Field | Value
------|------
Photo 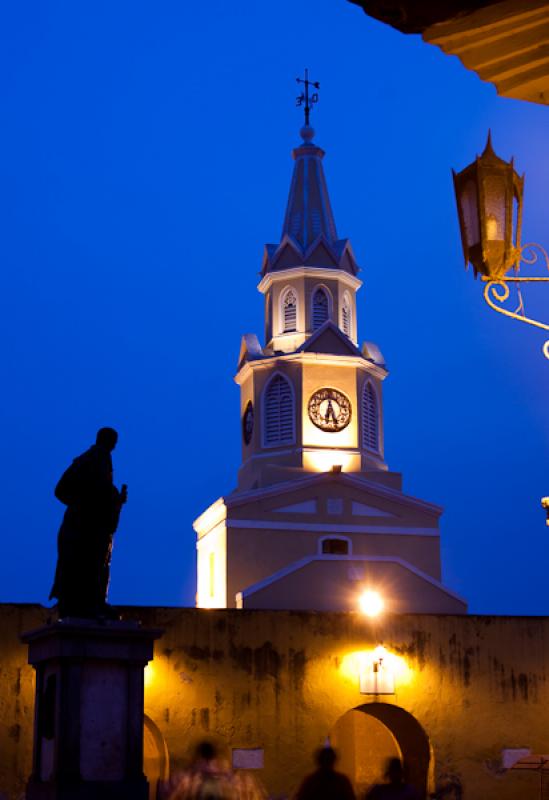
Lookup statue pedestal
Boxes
[22,619,163,800]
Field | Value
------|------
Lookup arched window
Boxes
[282,288,297,333]
[312,287,329,330]
[264,374,295,446]
[321,537,350,555]
[362,381,379,452]
[342,292,352,338]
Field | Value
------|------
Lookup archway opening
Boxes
[144,714,169,800]
[329,703,431,799]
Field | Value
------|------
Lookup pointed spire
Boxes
[479,129,507,165]
[280,125,338,251]
[482,128,495,157]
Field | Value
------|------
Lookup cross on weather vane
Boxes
[296,69,320,126]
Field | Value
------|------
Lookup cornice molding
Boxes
[225,470,443,516]
[226,519,439,536]
[235,350,388,384]
[258,266,362,295]
[193,497,227,536]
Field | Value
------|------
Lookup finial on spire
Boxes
[482,129,495,157]
[296,69,320,130]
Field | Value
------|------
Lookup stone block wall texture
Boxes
[1,604,548,799]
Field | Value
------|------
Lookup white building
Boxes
[194,123,466,615]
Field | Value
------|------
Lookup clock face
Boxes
[308,388,351,432]
[243,401,254,445]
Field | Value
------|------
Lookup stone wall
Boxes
[1,604,548,798]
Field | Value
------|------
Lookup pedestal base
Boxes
[26,776,149,800]
[22,618,162,800]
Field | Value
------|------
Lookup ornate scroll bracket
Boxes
[482,243,549,360]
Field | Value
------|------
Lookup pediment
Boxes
[339,248,358,275]
[227,471,443,520]
[272,244,302,270]
[266,236,304,271]
[272,500,317,513]
[299,321,361,357]
[238,555,466,613]
[304,240,339,268]
[332,239,359,275]
[351,501,395,518]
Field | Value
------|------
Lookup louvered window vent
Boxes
[362,382,379,452]
[283,290,297,333]
[264,375,295,446]
[342,294,352,337]
[312,288,329,330]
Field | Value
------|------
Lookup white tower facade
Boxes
[194,124,466,616]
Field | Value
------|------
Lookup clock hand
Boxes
[325,399,337,424]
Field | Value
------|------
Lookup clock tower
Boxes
[236,122,387,490]
[193,115,466,615]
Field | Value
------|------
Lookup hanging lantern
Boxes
[453,132,524,279]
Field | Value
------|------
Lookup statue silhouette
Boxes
[50,427,127,618]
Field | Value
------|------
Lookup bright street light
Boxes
[359,590,384,617]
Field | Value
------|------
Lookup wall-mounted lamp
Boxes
[453,132,549,360]
[359,646,395,695]
[542,497,549,527]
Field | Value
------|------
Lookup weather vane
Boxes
[296,69,319,126]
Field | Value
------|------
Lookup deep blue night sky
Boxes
[1,1,547,614]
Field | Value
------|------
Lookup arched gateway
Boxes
[329,703,432,799]
[143,714,169,800]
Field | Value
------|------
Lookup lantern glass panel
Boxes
[484,175,506,242]
[461,180,480,247]
[512,195,519,247]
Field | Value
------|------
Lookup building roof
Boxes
[282,126,337,250]
[350,0,549,105]
[237,554,468,613]
[262,126,359,276]
[348,0,504,34]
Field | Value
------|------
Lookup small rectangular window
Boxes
[322,538,349,555]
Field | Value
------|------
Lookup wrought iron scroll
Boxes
[482,242,549,360]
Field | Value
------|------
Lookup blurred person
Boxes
[160,740,266,800]
[365,758,419,800]
[294,746,355,800]
[160,740,234,800]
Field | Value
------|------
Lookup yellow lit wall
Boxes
[196,521,227,608]
[2,604,547,800]
[302,363,358,451]
[302,449,361,473]
[339,646,414,689]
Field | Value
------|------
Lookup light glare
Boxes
[359,590,384,617]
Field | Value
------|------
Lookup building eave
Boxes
[349,0,549,105]
[348,0,505,34]
[193,496,227,537]
[257,266,362,295]
[234,350,388,385]
[225,470,444,517]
